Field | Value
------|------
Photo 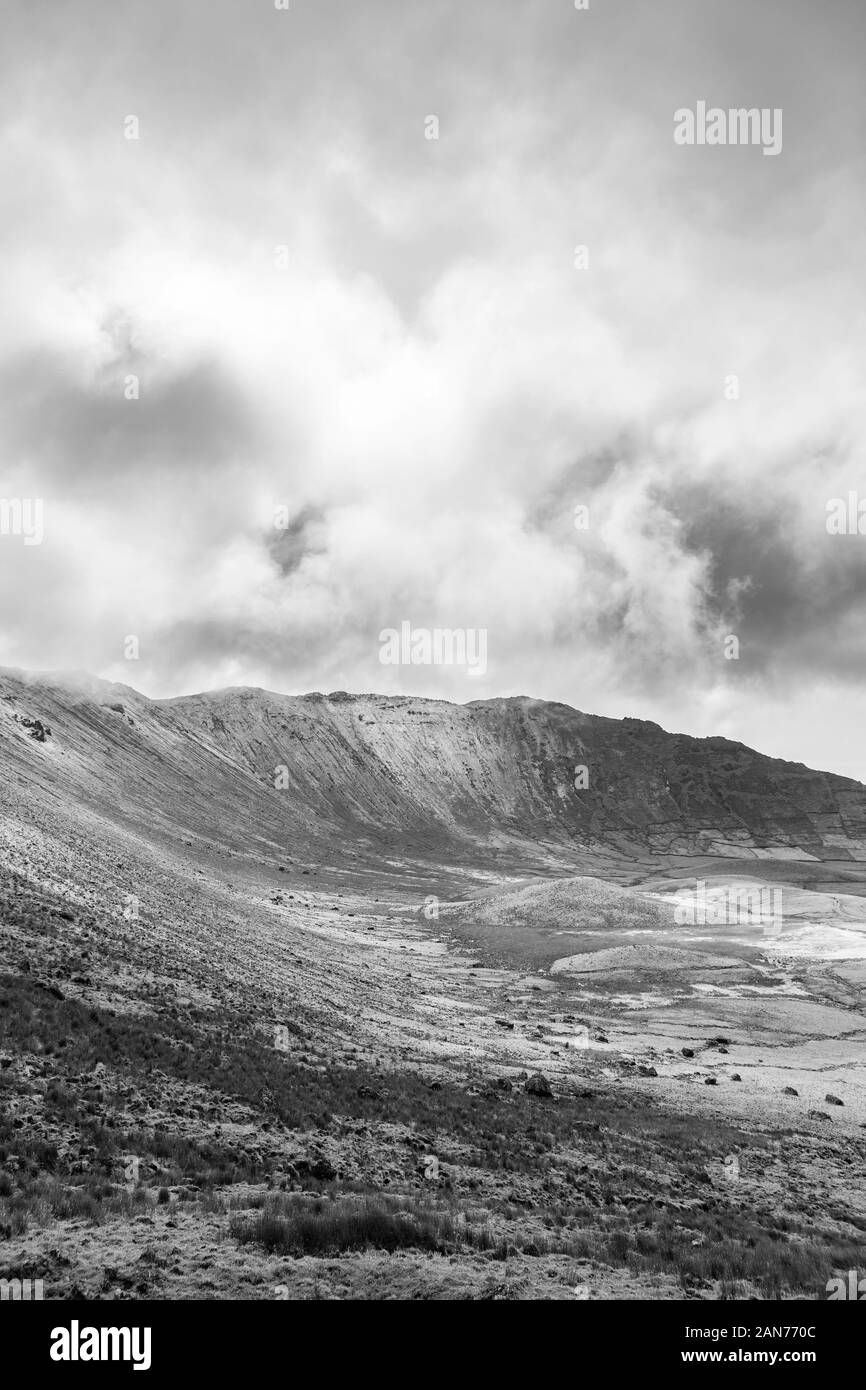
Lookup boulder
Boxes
[524,1072,553,1097]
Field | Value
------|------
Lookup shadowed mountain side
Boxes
[1,668,865,874]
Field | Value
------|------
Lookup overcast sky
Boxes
[1,0,865,776]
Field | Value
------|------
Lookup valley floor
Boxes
[1,794,865,1300]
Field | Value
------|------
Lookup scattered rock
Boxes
[782,1086,799,1097]
[825,1094,844,1106]
[14,714,51,741]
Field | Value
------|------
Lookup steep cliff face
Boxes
[1,669,864,869]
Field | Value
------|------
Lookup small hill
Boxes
[441,875,676,968]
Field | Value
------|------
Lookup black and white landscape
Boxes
[1,1,865,1306]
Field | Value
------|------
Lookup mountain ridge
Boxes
[3,664,860,781]
[2,666,865,872]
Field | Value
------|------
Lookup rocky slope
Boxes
[1,667,864,871]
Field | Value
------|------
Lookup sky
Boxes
[1,0,865,777]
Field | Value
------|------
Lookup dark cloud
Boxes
[666,481,866,679]
[0,350,256,495]
[266,505,328,578]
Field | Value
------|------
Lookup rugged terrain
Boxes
[1,667,864,1300]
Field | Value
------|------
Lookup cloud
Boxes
[0,0,865,775]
